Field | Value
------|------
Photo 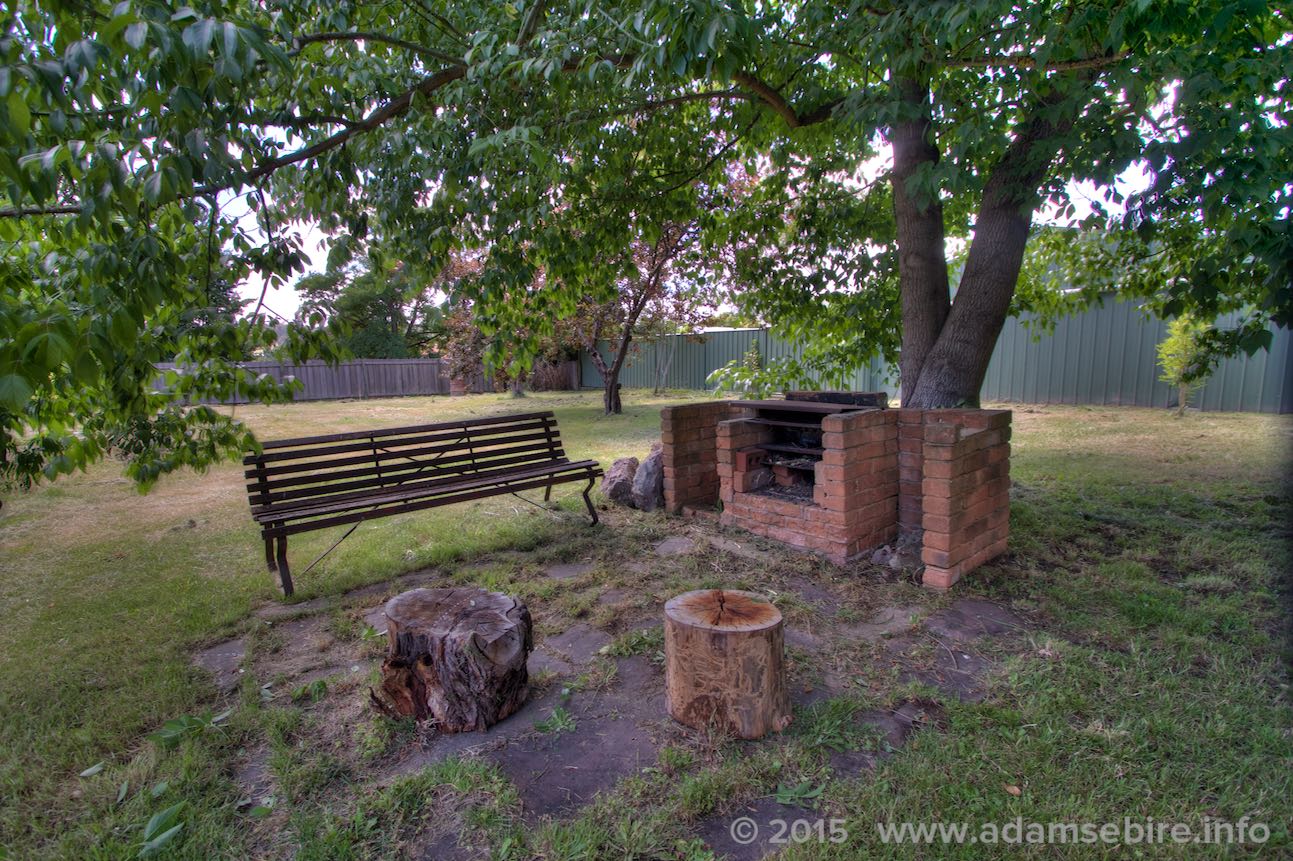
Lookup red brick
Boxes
[922,566,961,590]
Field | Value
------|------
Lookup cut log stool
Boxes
[375,587,532,732]
[664,589,792,739]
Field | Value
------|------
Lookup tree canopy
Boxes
[1,1,1288,485]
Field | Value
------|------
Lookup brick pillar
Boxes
[661,402,734,514]
[716,416,773,503]
[809,408,899,560]
[918,410,1012,590]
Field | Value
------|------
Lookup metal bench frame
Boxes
[244,411,602,595]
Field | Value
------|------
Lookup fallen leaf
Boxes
[1004,784,1022,797]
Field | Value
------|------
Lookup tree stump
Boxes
[376,587,532,732]
[664,589,791,739]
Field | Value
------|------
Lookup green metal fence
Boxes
[579,298,1293,413]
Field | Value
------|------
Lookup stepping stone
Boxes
[193,637,246,691]
[529,648,576,677]
[778,576,838,613]
[361,604,388,632]
[254,596,332,621]
[596,587,632,607]
[839,604,922,641]
[544,561,596,581]
[489,655,662,820]
[785,627,825,652]
[923,598,1024,643]
[693,796,816,860]
[654,536,696,556]
[542,623,612,664]
[706,535,771,562]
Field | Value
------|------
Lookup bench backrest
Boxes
[244,411,567,513]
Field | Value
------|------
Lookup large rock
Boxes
[602,457,639,507]
[632,444,665,512]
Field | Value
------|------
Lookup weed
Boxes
[534,706,576,735]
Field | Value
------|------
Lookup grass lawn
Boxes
[0,390,1289,859]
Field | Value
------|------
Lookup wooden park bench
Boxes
[244,411,603,595]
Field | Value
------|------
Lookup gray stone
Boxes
[544,561,596,581]
[193,637,246,691]
[631,444,665,512]
[602,457,639,507]
[654,536,696,557]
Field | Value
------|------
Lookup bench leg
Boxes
[582,477,599,526]
[544,484,552,503]
[264,536,277,573]
[275,536,294,596]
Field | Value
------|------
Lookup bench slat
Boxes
[256,460,602,532]
[245,429,561,481]
[246,445,564,503]
[250,411,558,453]
[246,417,556,466]
[251,450,574,512]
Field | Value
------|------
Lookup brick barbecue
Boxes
[660,394,1011,590]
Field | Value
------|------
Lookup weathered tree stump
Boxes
[375,587,531,732]
[664,589,792,739]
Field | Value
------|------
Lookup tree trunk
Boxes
[1176,383,1188,417]
[375,587,532,732]
[897,86,1086,408]
[890,76,952,406]
[664,589,791,739]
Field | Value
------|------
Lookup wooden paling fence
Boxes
[155,359,490,404]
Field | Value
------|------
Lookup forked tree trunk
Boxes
[891,78,1087,409]
[375,587,532,732]
[664,589,791,739]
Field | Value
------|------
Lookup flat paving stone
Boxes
[923,598,1024,642]
[542,623,613,664]
[193,637,246,691]
[839,604,922,641]
[596,587,632,607]
[785,627,826,652]
[654,536,696,556]
[694,796,817,860]
[254,596,332,621]
[779,576,838,614]
[489,655,663,820]
[544,561,596,581]
[529,647,576,677]
[706,535,773,562]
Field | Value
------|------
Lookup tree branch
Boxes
[0,65,467,218]
[951,51,1130,73]
[733,71,839,128]
[294,31,465,67]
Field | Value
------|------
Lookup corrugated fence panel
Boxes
[579,301,1290,413]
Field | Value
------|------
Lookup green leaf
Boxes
[125,23,148,50]
[7,92,29,136]
[79,761,105,778]
[142,802,185,843]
